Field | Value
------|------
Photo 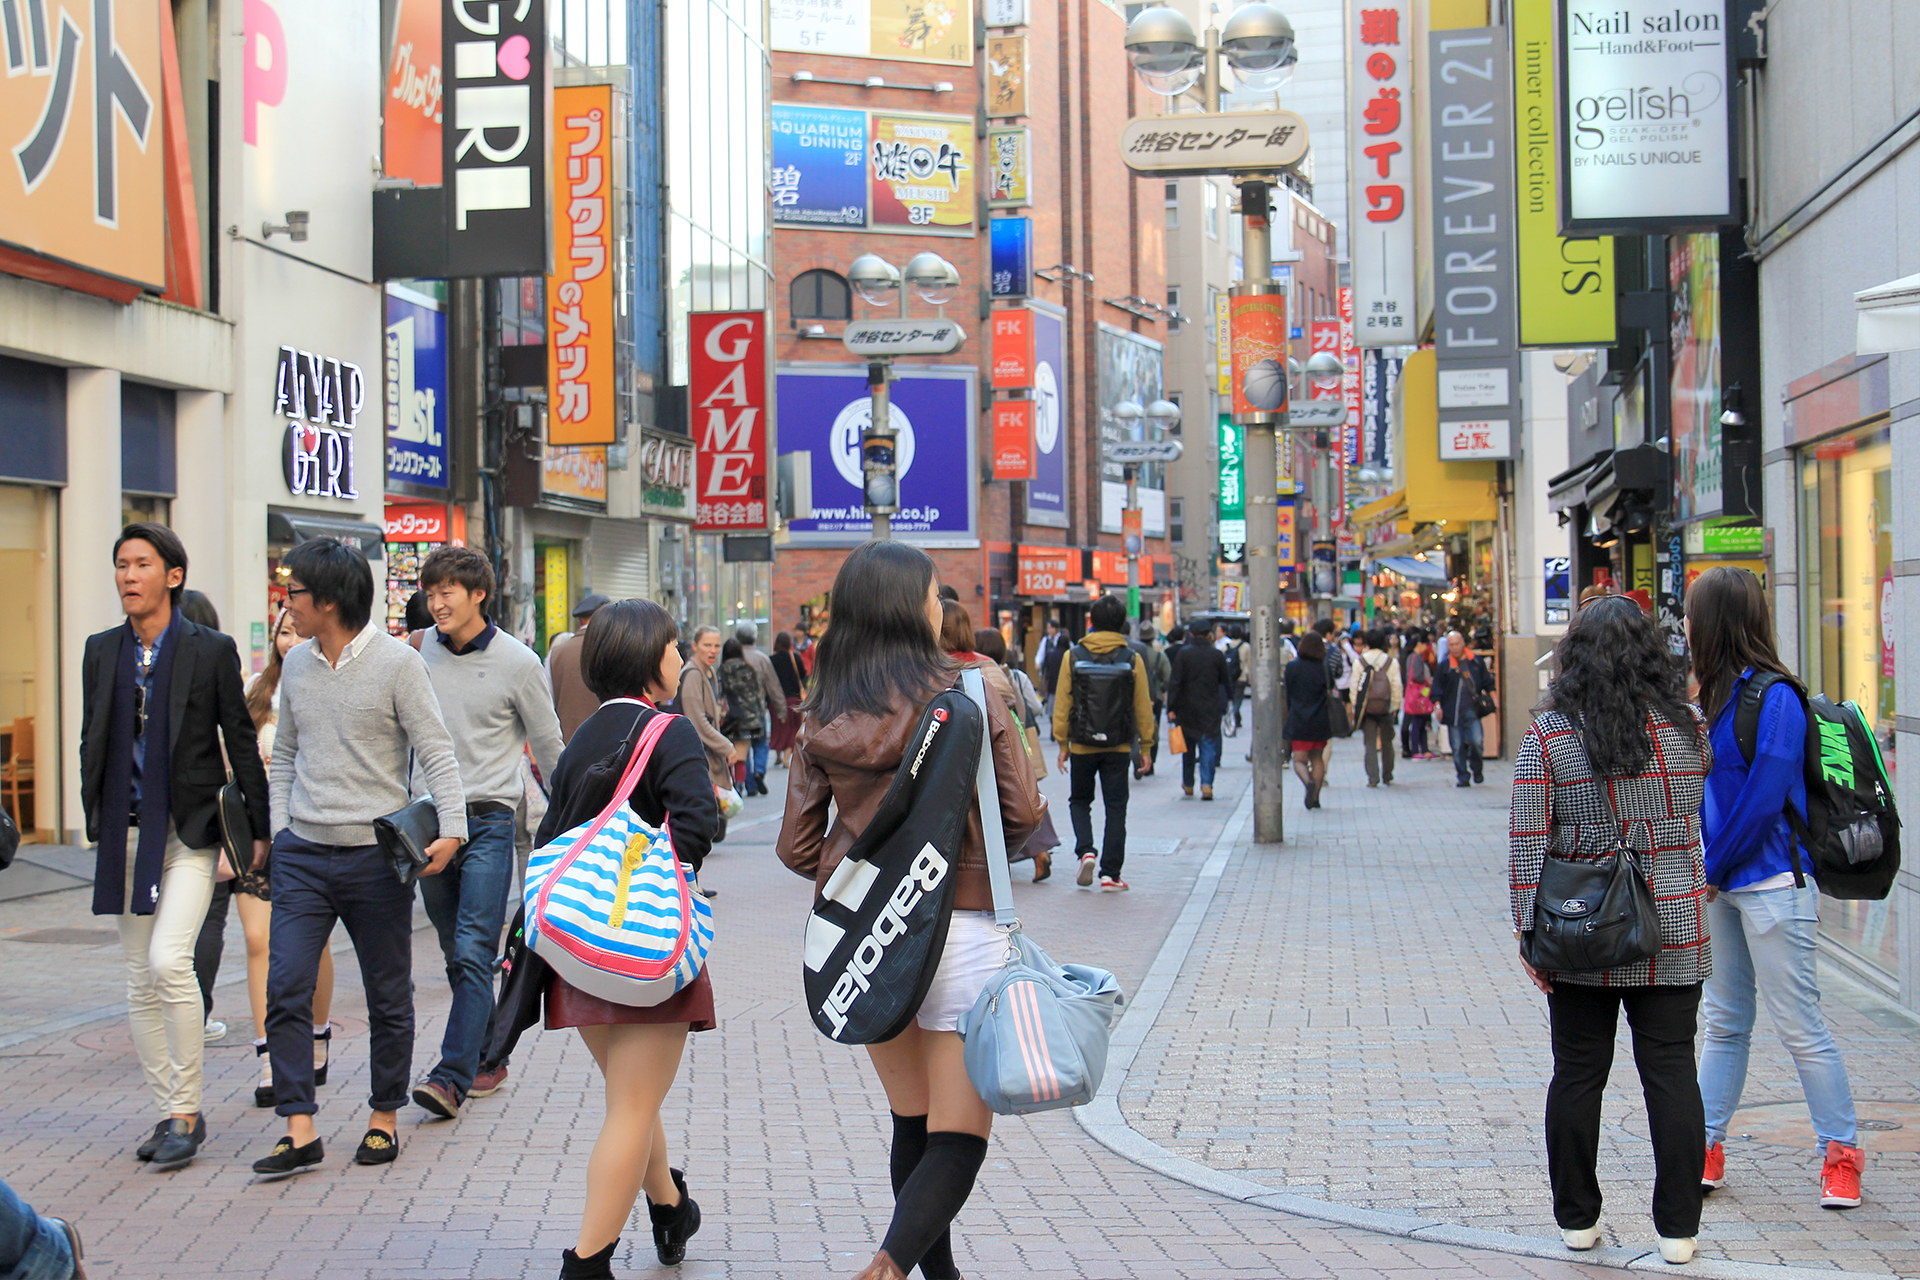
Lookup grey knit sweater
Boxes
[269,626,468,846]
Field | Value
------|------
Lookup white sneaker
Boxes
[1657,1236,1696,1265]
[1561,1225,1602,1251]
[203,1020,227,1044]
[1076,854,1097,886]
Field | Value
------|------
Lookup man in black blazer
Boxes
[80,523,270,1173]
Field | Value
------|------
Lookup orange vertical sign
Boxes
[547,85,617,446]
[992,400,1034,479]
[1229,289,1289,421]
[990,308,1033,388]
[383,0,443,184]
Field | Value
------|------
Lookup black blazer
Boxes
[1165,640,1230,738]
[80,616,271,849]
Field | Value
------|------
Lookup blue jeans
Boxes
[1180,732,1221,789]
[418,810,516,1098]
[0,1178,73,1280]
[750,735,769,780]
[1451,715,1484,783]
[1700,883,1858,1149]
[268,832,415,1116]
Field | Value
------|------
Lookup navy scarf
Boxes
[93,616,179,916]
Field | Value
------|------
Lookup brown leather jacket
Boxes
[777,680,1045,911]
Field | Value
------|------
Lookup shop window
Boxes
[122,495,171,528]
[1166,286,1181,333]
[1164,180,1179,228]
[1798,419,1896,976]
[0,355,67,485]
[121,381,176,500]
[1205,181,1219,238]
[791,269,851,323]
[1170,495,1184,545]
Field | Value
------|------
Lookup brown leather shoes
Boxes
[851,1250,907,1280]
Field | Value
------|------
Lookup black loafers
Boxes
[252,1135,324,1179]
[353,1127,400,1165]
[150,1114,207,1171]
[135,1120,170,1162]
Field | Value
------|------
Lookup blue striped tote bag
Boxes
[526,711,713,1006]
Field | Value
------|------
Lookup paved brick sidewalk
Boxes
[1117,746,1920,1276]
[0,754,1631,1279]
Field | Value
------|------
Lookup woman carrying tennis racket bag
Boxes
[778,542,1045,1280]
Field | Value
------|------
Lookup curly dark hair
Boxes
[1539,595,1695,777]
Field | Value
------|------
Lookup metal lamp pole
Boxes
[846,253,963,541]
[1236,178,1286,844]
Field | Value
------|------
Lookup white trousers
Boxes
[115,831,217,1117]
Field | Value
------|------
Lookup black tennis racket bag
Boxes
[804,683,983,1044]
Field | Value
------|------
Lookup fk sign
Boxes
[690,312,770,531]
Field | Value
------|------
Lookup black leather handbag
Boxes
[373,797,440,887]
[1525,779,1663,974]
[217,779,253,878]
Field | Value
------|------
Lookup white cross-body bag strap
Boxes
[962,669,1017,928]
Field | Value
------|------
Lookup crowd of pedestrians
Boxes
[0,527,1877,1280]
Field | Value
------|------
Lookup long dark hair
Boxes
[1540,595,1695,776]
[804,541,956,723]
[1686,565,1800,721]
[246,606,293,729]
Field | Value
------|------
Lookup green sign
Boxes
[1700,523,1764,556]
[1218,415,1245,550]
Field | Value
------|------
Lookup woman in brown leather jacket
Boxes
[778,541,1044,1280]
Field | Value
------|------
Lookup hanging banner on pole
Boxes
[1214,291,1232,394]
[1229,285,1289,425]
[1217,415,1246,556]
[1348,0,1415,345]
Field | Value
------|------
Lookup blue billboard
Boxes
[771,104,868,227]
[776,366,976,545]
[989,216,1031,298]
[1024,302,1067,527]
[384,292,448,490]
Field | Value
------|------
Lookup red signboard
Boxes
[1091,549,1152,584]
[1017,544,1074,596]
[990,308,1034,388]
[689,311,770,530]
[1309,320,1342,399]
[384,502,447,542]
[992,400,1035,479]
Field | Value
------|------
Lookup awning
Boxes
[1583,444,1668,513]
[1547,451,1611,513]
[1376,554,1448,585]
[267,511,387,558]
[1352,488,1407,530]
[1856,273,1920,353]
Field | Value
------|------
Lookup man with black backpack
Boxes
[1052,596,1155,891]
[1349,629,1402,787]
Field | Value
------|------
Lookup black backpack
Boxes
[1223,643,1242,688]
[1067,644,1137,748]
[1734,672,1901,901]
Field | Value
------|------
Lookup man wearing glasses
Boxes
[80,524,272,1172]
[253,538,466,1179]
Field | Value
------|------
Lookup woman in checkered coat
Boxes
[1508,595,1712,1265]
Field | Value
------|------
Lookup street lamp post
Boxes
[845,252,963,540]
[1122,2,1303,844]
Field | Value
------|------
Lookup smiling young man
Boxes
[407,547,563,1119]
[80,524,272,1173]
[253,538,466,1179]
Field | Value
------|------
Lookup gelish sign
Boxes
[1557,0,1737,233]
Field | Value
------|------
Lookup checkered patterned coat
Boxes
[1509,707,1712,987]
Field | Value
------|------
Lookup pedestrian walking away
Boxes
[492,600,717,1278]
[407,547,564,1121]
[1128,624,1171,778]
[547,594,611,743]
[1283,631,1333,810]
[1052,595,1154,891]
[1035,618,1069,738]
[1401,632,1437,760]
[1432,628,1495,786]
[768,630,808,767]
[718,639,766,796]
[1685,566,1866,1210]
[1509,596,1711,1266]
[1165,624,1229,801]
[1349,629,1402,787]
[0,1174,85,1280]
[252,537,467,1179]
[737,624,789,796]
[80,524,271,1174]
[777,541,1044,1280]
[971,626,1061,880]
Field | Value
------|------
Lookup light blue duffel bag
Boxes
[955,671,1122,1116]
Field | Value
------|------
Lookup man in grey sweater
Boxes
[409,547,563,1119]
[253,539,466,1180]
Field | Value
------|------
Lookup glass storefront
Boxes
[0,485,57,840]
[1798,417,1896,977]
[691,533,770,635]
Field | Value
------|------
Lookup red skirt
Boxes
[769,696,803,751]
[1291,739,1329,754]
[545,967,717,1033]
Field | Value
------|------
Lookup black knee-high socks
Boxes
[883,1114,985,1279]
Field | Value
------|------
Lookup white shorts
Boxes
[916,910,1010,1033]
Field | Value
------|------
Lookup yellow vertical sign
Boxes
[1513,0,1616,347]
[1215,291,1232,395]
[544,546,570,643]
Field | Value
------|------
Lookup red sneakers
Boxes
[1702,1142,1726,1190]
[1820,1141,1864,1209]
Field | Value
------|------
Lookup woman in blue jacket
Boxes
[1685,567,1864,1211]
